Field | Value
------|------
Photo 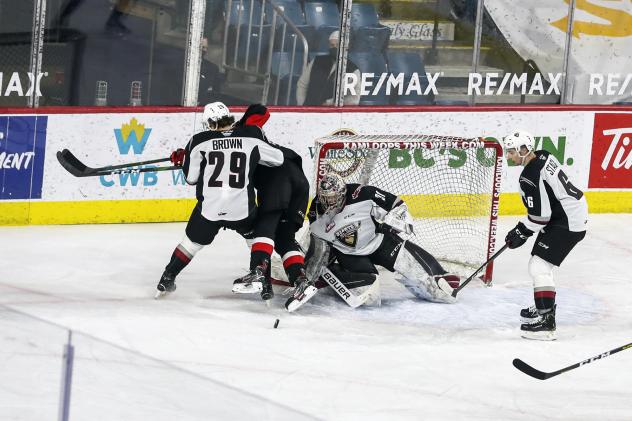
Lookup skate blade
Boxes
[232,282,263,294]
[286,286,318,313]
[154,290,169,299]
[521,330,557,341]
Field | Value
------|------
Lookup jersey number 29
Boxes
[207,151,246,188]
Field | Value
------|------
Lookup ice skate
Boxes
[155,271,176,299]
[521,305,556,341]
[285,276,317,312]
[232,266,265,294]
[520,305,540,324]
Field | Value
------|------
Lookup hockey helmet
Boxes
[203,102,232,130]
[318,173,347,213]
[503,130,535,154]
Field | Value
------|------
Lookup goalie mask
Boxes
[203,102,234,130]
[318,173,347,213]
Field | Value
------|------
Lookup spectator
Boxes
[198,37,225,104]
[296,31,360,106]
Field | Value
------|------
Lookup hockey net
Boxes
[311,134,504,283]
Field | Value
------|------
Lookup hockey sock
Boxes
[281,251,306,285]
[250,237,274,270]
[534,289,556,313]
[529,255,556,313]
[165,237,203,275]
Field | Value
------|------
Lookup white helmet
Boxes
[503,130,535,154]
[203,102,232,130]
[318,173,347,213]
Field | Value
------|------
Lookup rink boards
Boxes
[0,106,631,225]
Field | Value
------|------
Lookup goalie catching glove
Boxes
[505,222,533,249]
[382,202,414,235]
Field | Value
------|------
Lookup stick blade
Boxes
[512,358,550,380]
[57,149,92,177]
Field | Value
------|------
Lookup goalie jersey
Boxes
[308,184,403,255]
[519,150,588,233]
[182,125,283,222]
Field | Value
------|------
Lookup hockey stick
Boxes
[449,244,508,298]
[57,149,173,177]
[513,342,632,380]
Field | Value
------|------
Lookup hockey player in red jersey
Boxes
[503,130,588,340]
[155,102,284,298]
[230,104,315,307]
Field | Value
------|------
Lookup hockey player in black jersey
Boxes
[229,104,315,308]
[155,102,284,298]
[503,130,588,340]
[290,172,461,311]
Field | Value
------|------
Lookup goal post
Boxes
[313,134,504,283]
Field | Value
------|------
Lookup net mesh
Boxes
[314,134,502,276]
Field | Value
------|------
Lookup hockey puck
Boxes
[273,319,280,329]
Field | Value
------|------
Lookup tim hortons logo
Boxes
[589,114,632,188]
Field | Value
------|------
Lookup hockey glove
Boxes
[383,202,414,235]
[505,222,533,249]
[170,148,186,167]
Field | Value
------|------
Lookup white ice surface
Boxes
[1,215,631,420]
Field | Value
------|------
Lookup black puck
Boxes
[274,319,280,328]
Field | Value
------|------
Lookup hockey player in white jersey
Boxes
[503,130,588,340]
[288,172,461,311]
[155,102,284,298]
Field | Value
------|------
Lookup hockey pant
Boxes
[165,203,254,276]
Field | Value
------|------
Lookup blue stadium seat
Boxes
[348,52,389,105]
[271,51,305,77]
[269,51,306,105]
[274,25,315,53]
[269,75,301,105]
[350,26,390,52]
[226,24,272,69]
[386,51,433,105]
[387,51,425,76]
[266,1,306,26]
[227,0,264,26]
[350,3,379,29]
[304,2,339,28]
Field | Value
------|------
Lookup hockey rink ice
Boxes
[1,214,631,420]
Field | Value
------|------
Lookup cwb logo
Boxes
[100,118,157,187]
[114,118,151,154]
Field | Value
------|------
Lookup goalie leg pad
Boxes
[320,267,379,308]
[394,244,456,303]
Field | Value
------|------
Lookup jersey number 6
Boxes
[207,151,247,189]
[558,169,583,200]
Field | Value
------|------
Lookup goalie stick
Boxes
[57,149,174,177]
[513,342,632,380]
[445,244,508,298]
